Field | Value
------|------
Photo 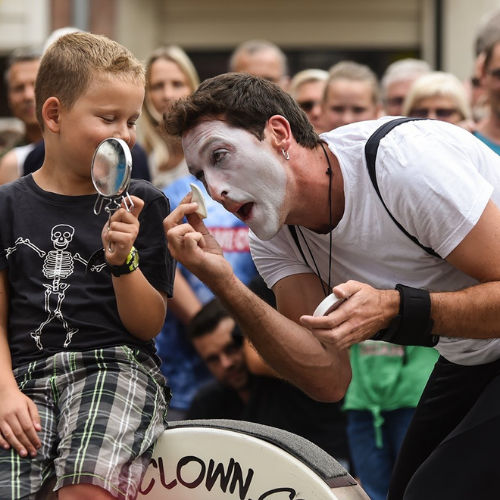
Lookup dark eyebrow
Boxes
[199,137,221,158]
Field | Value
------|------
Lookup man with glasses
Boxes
[474,38,500,154]
[380,58,431,117]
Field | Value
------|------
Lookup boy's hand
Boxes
[163,194,232,285]
[0,387,41,457]
[103,195,144,266]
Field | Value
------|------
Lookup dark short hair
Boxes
[187,298,231,340]
[164,72,320,149]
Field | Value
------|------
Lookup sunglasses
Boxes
[297,100,320,112]
[409,107,458,118]
[470,77,481,88]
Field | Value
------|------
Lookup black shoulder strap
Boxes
[364,117,441,259]
[288,224,308,263]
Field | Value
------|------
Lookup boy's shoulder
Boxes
[129,179,167,203]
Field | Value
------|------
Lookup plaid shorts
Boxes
[0,346,169,500]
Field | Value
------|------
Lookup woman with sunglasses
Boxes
[402,71,472,126]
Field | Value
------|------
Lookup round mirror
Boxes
[91,137,132,197]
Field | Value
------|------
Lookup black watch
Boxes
[108,246,139,277]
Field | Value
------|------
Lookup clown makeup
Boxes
[182,120,288,240]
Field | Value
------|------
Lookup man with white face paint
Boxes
[164,72,500,500]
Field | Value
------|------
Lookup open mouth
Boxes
[237,202,253,220]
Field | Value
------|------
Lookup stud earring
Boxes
[282,148,290,160]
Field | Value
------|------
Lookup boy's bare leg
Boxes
[59,483,115,500]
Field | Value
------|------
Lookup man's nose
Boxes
[204,171,227,203]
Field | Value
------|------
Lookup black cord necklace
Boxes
[296,141,333,297]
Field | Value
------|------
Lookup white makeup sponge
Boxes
[313,293,344,317]
[190,183,207,219]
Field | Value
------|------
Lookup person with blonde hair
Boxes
[289,68,329,133]
[403,71,472,124]
[322,60,381,131]
[138,45,199,188]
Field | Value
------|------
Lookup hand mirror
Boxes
[91,137,134,217]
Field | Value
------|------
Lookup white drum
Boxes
[137,419,369,500]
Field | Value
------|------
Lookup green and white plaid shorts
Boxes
[0,346,169,499]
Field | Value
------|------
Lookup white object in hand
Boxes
[190,182,207,219]
[313,293,345,317]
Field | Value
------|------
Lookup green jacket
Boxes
[344,340,439,447]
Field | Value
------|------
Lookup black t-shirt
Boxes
[186,375,351,461]
[0,175,174,368]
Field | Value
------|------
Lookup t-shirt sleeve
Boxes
[376,121,494,258]
[137,191,175,297]
[249,227,315,289]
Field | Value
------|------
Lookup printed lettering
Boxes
[177,456,205,489]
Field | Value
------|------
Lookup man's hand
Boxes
[163,195,232,287]
[102,195,143,266]
[300,280,399,350]
[0,386,41,457]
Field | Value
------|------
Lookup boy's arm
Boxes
[0,269,41,457]
[167,268,202,325]
[104,196,167,340]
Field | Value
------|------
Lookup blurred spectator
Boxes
[380,58,431,116]
[474,38,500,154]
[466,52,489,123]
[475,8,500,57]
[229,39,289,89]
[0,47,42,181]
[289,68,329,133]
[138,45,199,188]
[186,295,352,470]
[322,61,380,130]
[402,71,472,125]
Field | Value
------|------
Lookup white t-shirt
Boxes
[250,117,500,366]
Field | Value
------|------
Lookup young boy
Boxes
[0,32,174,499]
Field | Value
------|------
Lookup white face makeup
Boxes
[182,120,288,240]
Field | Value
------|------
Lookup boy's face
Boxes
[56,72,144,177]
[182,119,288,241]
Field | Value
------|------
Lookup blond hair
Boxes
[327,61,380,105]
[289,68,329,99]
[35,32,144,128]
[402,71,471,121]
[138,45,199,170]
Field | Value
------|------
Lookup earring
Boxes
[282,148,290,160]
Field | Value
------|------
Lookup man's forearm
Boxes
[432,282,500,338]
[211,273,351,402]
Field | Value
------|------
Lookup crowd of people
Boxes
[1,9,500,499]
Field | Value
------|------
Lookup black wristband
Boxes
[108,246,139,277]
[372,284,438,347]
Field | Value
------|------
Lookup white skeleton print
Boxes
[5,224,106,349]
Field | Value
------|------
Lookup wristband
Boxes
[372,284,438,347]
[108,246,139,277]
